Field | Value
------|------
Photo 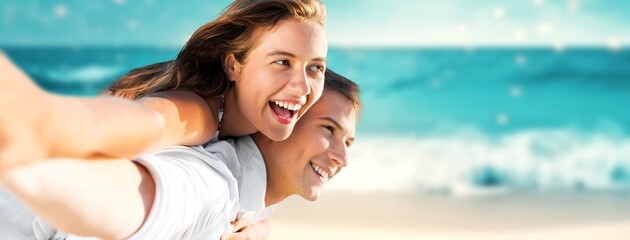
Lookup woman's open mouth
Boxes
[269,100,302,124]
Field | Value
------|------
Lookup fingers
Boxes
[222,219,257,240]
[231,219,250,232]
[221,231,250,240]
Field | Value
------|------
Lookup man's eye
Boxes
[323,125,334,134]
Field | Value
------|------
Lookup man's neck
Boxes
[264,185,288,207]
[252,133,290,207]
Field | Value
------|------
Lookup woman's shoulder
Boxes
[139,90,222,112]
[139,90,223,146]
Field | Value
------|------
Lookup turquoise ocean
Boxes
[4,46,630,195]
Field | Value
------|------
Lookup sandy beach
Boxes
[269,191,630,240]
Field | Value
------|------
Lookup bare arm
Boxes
[0,53,218,169]
[50,90,219,158]
[0,158,154,240]
[0,152,236,239]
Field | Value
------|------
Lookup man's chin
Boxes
[301,189,322,201]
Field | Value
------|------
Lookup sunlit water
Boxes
[5,46,630,195]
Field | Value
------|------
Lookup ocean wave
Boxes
[327,129,630,196]
[37,65,124,83]
[22,64,123,84]
[23,65,124,95]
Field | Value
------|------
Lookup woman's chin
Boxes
[264,126,294,141]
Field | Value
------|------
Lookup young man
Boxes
[0,70,361,240]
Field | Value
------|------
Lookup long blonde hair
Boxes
[108,0,326,99]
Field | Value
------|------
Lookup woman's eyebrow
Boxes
[311,57,326,62]
[267,51,295,58]
[266,51,326,62]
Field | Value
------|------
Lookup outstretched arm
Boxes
[0,158,154,240]
[0,151,236,239]
[0,53,218,169]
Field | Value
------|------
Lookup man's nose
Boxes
[328,141,348,168]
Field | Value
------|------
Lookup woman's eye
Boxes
[308,64,325,73]
[274,60,290,66]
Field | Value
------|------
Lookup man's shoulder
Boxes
[204,138,238,155]
[139,145,237,186]
[233,136,262,164]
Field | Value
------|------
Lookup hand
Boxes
[220,219,259,240]
[0,52,52,171]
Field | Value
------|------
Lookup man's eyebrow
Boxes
[321,117,342,130]
[322,116,355,144]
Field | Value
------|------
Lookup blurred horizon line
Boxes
[0,44,627,51]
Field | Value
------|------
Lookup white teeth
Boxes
[273,101,303,111]
[311,162,329,180]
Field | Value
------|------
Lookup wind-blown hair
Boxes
[108,0,326,100]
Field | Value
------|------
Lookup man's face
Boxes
[258,89,356,202]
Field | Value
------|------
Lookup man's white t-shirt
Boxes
[0,190,37,239]
[129,136,273,239]
[3,136,272,240]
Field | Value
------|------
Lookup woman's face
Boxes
[229,18,327,141]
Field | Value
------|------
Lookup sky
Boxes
[1,0,628,47]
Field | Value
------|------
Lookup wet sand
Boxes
[269,191,630,240]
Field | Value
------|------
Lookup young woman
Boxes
[0,0,327,170]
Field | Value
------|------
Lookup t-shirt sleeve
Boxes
[128,152,236,240]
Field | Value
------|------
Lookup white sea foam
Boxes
[326,129,630,196]
[43,65,123,83]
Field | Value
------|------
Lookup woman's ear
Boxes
[223,54,241,82]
